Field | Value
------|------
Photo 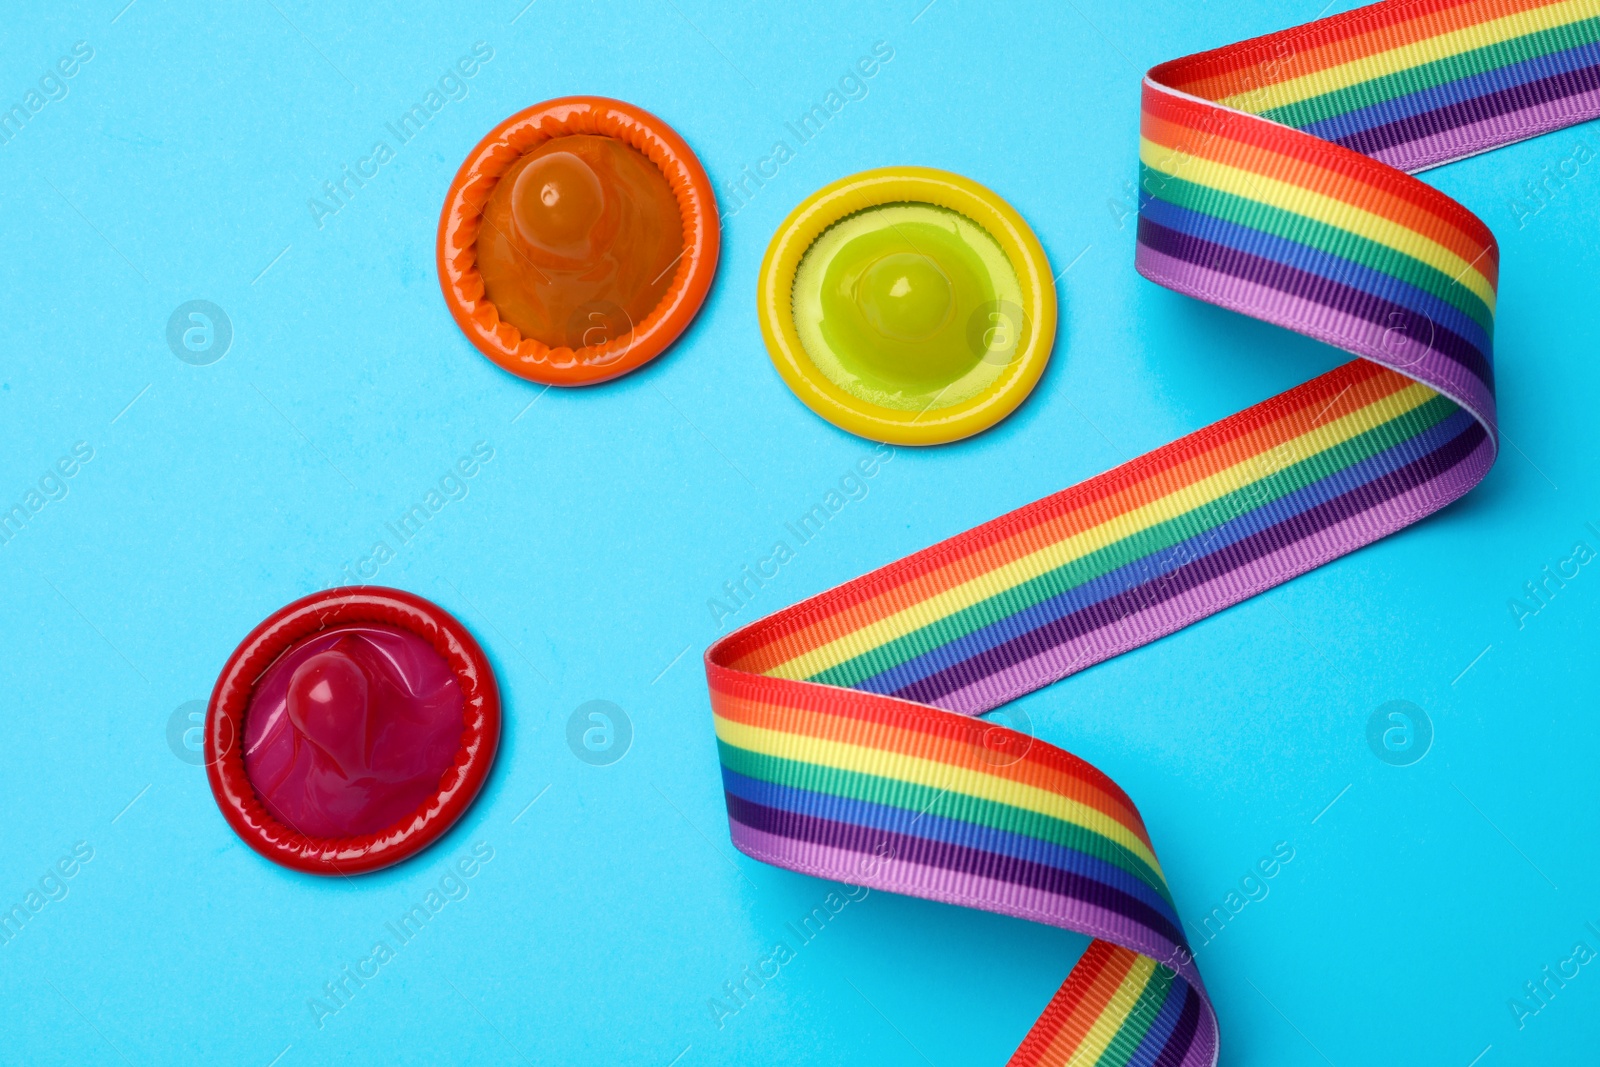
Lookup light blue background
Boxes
[2,1,1597,1064]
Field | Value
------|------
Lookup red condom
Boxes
[207,587,499,875]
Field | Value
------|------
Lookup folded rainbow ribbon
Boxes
[707,2,1600,1062]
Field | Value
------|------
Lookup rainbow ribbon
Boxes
[706,1,1600,1062]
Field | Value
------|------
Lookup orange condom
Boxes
[437,97,719,386]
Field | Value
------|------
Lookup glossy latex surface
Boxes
[242,623,465,839]
[475,134,683,350]
[792,202,1024,413]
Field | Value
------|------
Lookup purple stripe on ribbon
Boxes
[937,430,1491,716]
[897,417,1487,710]
[1337,58,1600,164]
[726,819,1203,988]
[856,405,1471,700]
[730,817,1218,1066]
[725,794,1190,950]
[721,766,1181,920]
[1136,245,1496,430]
[1161,988,1209,1067]
[1137,216,1493,391]
[1374,85,1600,171]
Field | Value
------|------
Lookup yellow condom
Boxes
[758,168,1057,445]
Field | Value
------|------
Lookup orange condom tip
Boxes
[438,97,720,386]
[758,167,1056,445]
